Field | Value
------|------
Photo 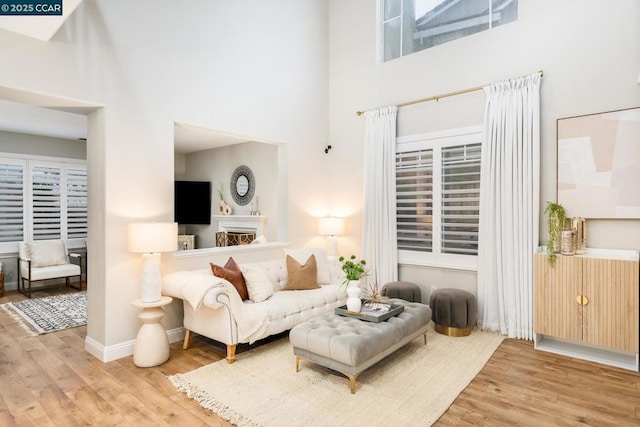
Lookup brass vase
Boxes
[571,217,586,254]
[560,228,576,255]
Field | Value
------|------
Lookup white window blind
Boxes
[396,148,433,252]
[396,126,482,270]
[31,164,62,240]
[0,160,26,243]
[66,167,88,240]
[441,143,481,255]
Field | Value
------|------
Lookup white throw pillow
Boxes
[284,248,331,284]
[240,263,275,303]
[26,240,69,268]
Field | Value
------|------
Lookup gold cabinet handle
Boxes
[575,295,589,306]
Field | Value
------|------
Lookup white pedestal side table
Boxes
[132,296,173,367]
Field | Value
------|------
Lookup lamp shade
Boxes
[318,217,345,236]
[128,222,178,253]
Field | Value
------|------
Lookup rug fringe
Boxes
[169,373,260,427]
[0,303,39,336]
[476,326,533,340]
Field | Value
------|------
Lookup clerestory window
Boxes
[380,0,519,62]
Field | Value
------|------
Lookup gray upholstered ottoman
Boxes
[290,300,431,394]
[381,281,422,302]
[429,288,477,337]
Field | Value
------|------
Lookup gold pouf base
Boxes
[434,323,472,337]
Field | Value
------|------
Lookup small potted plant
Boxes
[339,255,368,312]
[545,201,566,266]
[338,255,368,288]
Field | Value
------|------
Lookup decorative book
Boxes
[335,301,404,323]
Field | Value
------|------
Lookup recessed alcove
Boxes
[173,121,287,250]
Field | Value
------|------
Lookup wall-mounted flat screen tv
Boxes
[175,181,211,225]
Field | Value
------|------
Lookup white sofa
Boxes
[162,249,347,363]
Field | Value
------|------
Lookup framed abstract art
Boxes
[557,106,640,218]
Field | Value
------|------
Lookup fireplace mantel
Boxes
[213,215,266,237]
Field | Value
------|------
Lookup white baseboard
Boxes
[85,327,186,363]
[167,327,186,345]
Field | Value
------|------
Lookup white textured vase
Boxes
[346,280,362,312]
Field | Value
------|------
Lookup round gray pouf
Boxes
[429,288,477,337]
[381,281,422,303]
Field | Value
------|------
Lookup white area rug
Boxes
[169,325,505,426]
[0,291,87,335]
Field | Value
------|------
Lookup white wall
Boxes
[328,0,640,300]
[176,141,280,247]
[0,130,86,159]
[0,0,329,360]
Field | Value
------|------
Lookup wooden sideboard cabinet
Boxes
[534,248,639,371]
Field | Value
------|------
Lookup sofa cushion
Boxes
[210,257,248,300]
[240,259,288,292]
[283,254,319,291]
[241,283,346,341]
[26,240,69,268]
[241,262,275,303]
[284,248,331,284]
[28,263,80,281]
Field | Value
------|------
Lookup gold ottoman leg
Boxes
[348,375,357,394]
[434,323,472,337]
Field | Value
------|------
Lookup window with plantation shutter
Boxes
[396,126,482,270]
[0,159,26,244]
[0,155,86,252]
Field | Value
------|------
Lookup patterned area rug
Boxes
[0,291,87,335]
[169,324,505,426]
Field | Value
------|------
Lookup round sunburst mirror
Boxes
[230,165,255,206]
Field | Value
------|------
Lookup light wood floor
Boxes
[1,287,639,426]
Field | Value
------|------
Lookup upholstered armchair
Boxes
[18,240,83,298]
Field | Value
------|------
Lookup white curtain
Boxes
[477,73,541,339]
[362,106,398,285]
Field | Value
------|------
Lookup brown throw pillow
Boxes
[210,257,249,300]
[283,254,320,291]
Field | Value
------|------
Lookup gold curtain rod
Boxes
[356,70,544,116]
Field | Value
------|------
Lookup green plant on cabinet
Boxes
[545,201,566,266]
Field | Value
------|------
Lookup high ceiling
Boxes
[0,1,261,154]
[0,0,83,41]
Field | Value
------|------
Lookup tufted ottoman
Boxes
[290,300,431,394]
[381,281,422,302]
[429,289,477,337]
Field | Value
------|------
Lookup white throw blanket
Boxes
[162,269,269,344]
[203,280,270,344]
[180,272,222,311]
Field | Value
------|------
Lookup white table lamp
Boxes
[318,217,345,257]
[128,222,178,303]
